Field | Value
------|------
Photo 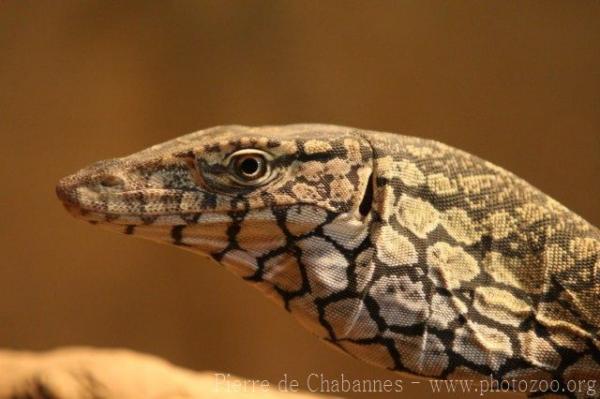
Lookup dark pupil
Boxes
[239,157,260,177]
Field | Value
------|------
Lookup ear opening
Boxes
[358,173,374,217]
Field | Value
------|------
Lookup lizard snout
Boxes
[56,174,82,208]
[56,158,128,213]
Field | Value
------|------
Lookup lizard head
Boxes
[56,125,375,326]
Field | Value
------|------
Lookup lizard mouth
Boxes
[56,189,209,226]
[56,175,214,225]
[56,171,250,229]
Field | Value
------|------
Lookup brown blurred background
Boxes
[0,1,598,398]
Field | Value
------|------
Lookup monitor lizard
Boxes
[56,124,600,397]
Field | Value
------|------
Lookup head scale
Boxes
[57,124,375,337]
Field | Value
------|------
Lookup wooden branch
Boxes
[0,347,331,398]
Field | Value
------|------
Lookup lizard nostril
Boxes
[99,175,124,188]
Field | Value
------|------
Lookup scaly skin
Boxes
[56,125,600,397]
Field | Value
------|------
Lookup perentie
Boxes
[56,125,600,396]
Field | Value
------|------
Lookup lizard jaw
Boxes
[56,168,219,226]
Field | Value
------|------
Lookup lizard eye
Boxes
[227,149,272,186]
